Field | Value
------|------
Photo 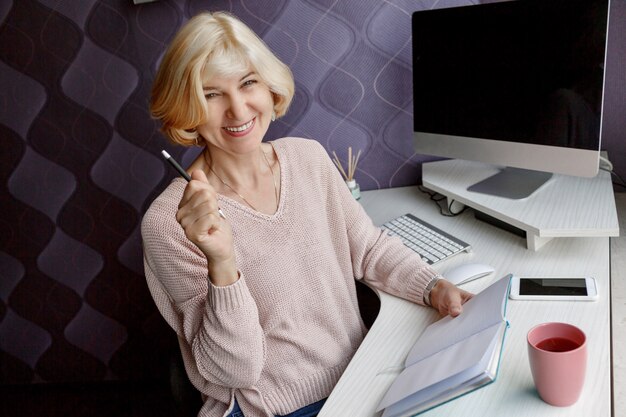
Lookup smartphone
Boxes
[509,276,598,301]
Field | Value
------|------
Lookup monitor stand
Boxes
[421,159,618,250]
[467,167,553,200]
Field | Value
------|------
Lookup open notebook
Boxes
[377,274,512,417]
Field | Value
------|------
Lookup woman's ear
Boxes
[271,93,283,118]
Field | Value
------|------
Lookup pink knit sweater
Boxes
[141,138,440,417]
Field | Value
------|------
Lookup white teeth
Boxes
[224,119,254,132]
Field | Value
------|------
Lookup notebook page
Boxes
[405,274,511,367]
[377,322,501,411]
[380,322,506,417]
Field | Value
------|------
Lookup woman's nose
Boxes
[225,93,247,120]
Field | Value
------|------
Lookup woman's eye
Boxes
[242,79,257,88]
[204,92,219,99]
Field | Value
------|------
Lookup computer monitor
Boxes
[412,0,609,199]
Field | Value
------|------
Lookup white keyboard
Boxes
[381,213,471,265]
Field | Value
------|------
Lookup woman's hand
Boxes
[176,169,238,286]
[429,279,473,317]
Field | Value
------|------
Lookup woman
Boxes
[142,11,472,417]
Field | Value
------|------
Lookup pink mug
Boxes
[527,322,587,407]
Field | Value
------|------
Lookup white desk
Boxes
[319,185,613,417]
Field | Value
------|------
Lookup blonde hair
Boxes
[150,12,295,146]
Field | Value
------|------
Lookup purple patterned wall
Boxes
[1,0,624,385]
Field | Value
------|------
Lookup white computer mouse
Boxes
[444,263,495,286]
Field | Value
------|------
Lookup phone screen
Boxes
[519,278,588,296]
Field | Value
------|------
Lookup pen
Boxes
[161,150,226,219]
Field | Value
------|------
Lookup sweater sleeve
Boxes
[315,143,440,305]
[141,189,265,388]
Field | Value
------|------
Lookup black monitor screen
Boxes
[412,0,608,150]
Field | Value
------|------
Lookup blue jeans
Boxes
[227,398,326,417]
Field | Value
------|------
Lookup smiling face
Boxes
[196,69,275,155]
[150,13,294,147]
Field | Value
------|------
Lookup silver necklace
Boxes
[206,148,279,212]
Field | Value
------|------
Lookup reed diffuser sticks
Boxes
[332,147,361,182]
[332,147,362,199]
